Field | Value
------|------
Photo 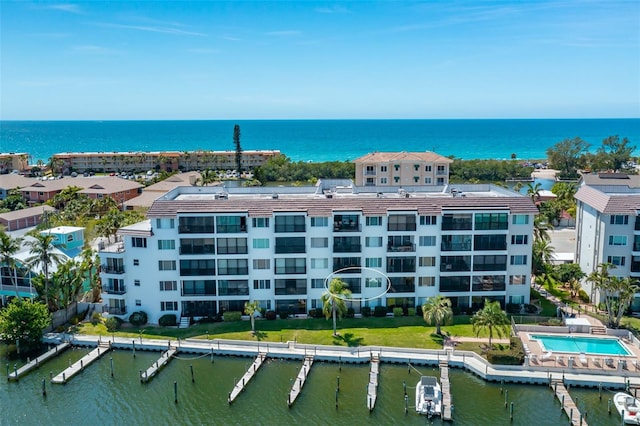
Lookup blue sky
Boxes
[1,1,638,120]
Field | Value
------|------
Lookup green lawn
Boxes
[75,314,500,350]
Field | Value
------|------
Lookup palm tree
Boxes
[25,233,64,310]
[196,169,217,186]
[471,299,510,347]
[526,182,542,205]
[321,278,352,336]
[533,215,552,242]
[532,238,555,276]
[244,300,261,334]
[421,295,453,336]
[80,247,100,302]
[0,230,24,297]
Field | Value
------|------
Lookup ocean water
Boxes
[1,119,638,163]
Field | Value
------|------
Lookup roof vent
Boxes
[272,193,279,199]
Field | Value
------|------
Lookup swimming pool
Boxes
[530,334,632,356]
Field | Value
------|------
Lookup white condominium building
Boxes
[100,180,536,324]
[575,173,640,310]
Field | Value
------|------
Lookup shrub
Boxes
[159,314,177,326]
[265,310,277,320]
[487,336,525,365]
[129,311,148,326]
[374,306,387,317]
[393,307,404,317]
[361,306,372,317]
[279,310,289,320]
[525,304,538,314]
[308,308,323,319]
[407,308,416,317]
[578,289,590,303]
[223,311,242,322]
[346,307,355,318]
[506,303,520,314]
[105,317,120,332]
[415,305,423,317]
[91,312,102,325]
[70,316,79,325]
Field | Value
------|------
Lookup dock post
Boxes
[608,398,611,414]
[403,380,406,396]
[174,381,178,404]
[14,364,18,381]
[80,359,83,369]
[62,372,66,383]
[404,394,408,414]
[337,376,340,391]
[210,347,214,363]
[41,378,47,396]
[570,408,573,423]
[335,387,339,409]
[49,371,53,381]
[110,357,114,377]
[190,365,194,383]
[139,370,142,383]
[510,402,513,421]
[561,394,564,409]
[599,383,602,400]
[505,389,508,408]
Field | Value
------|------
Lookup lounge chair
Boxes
[605,357,615,368]
[579,352,588,367]
[540,351,553,362]
[530,354,538,364]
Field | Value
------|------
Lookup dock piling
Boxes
[110,357,114,377]
[510,402,514,421]
[42,379,46,397]
[174,381,178,404]
[190,365,194,383]
[505,389,508,408]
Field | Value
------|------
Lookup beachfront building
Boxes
[99,180,536,324]
[0,153,29,174]
[574,173,640,310]
[52,150,280,174]
[352,151,453,187]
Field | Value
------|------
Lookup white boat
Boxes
[415,376,442,417]
[614,392,640,424]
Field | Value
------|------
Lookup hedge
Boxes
[129,311,148,326]
[159,314,177,326]
[223,311,242,322]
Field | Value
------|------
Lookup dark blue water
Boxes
[1,119,638,163]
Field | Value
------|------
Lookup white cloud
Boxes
[314,5,349,14]
[265,30,301,37]
[44,4,83,14]
[95,22,206,37]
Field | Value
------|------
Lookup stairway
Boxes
[178,316,191,329]
[590,325,606,335]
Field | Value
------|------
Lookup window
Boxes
[253,279,271,289]
[366,278,382,288]
[414,164,420,171]
[158,260,176,271]
[218,280,249,296]
[419,236,436,247]
[512,215,529,225]
[609,235,627,246]
[394,177,400,183]
[420,215,437,225]
[474,234,507,250]
[475,213,508,230]
[510,255,528,265]
[216,216,247,233]
[275,215,306,232]
[311,279,325,288]
[253,238,270,249]
[380,177,387,184]
[380,165,387,172]
[156,218,175,229]
[365,257,382,268]
[366,237,383,247]
[386,256,416,273]
[134,280,140,287]
[275,258,306,274]
[180,238,215,255]
[473,255,507,271]
[310,217,329,227]
[440,255,471,271]
[511,235,528,245]
[436,165,446,174]
[275,279,307,295]
[311,258,328,269]
[218,259,249,275]
[133,259,139,266]
[441,214,473,231]
[182,280,216,295]
[441,235,471,251]
[161,301,178,311]
[253,259,270,270]
[607,256,626,266]
[413,176,419,183]
[180,259,215,276]
[439,276,470,292]
[217,237,248,254]
[419,256,436,267]
[419,276,435,287]
[275,237,306,253]
[135,299,141,306]
[179,216,215,233]
[158,239,176,250]
[509,275,526,285]
[472,275,506,292]
[132,237,147,248]
[424,177,432,184]
[159,281,177,291]
[388,214,416,231]
[252,217,270,228]
[425,165,432,172]
[310,237,328,248]
[67,234,74,242]
[366,216,382,226]
[610,215,629,225]
[394,164,400,171]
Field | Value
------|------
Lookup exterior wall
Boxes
[355,161,450,187]
[101,209,533,324]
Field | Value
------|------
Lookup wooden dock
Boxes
[7,342,70,382]
[440,360,452,421]
[366,355,380,411]
[287,355,314,407]
[550,379,588,426]
[140,346,178,383]
[51,343,110,384]
[227,353,267,403]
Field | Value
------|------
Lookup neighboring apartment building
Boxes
[15,176,143,205]
[0,153,29,174]
[352,151,453,187]
[100,180,536,324]
[575,173,640,310]
[53,150,280,174]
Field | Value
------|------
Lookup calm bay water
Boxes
[1,119,638,163]
[1,346,617,425]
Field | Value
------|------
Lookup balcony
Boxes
[179,225,213,234]
[387,243,415,253]
[104,285,127,295]
[180,244,215,255]
[333,222,361,232]
[107,306,127,315]
[101,264,125,274]
[364,170,377,176]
